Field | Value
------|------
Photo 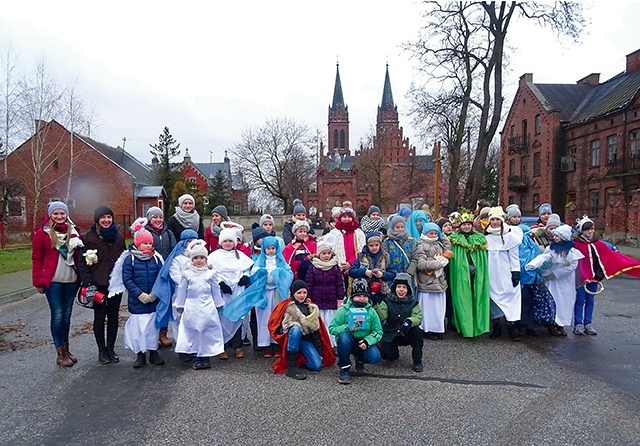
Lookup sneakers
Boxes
[242,337,251,346]
[193,357,211,370]
[338,366,351,384]
[234,348,245,359]
[263,350,274,358]
[354,359,365,374]
[192,357,203,370]
[585,324,598,335]
[413,362,424,373]
[573,324,585,335]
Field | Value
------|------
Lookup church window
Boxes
[333,130,339,149]
[340,130,345,149]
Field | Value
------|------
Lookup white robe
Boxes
[124,313,160,354]
[527,247,584,326]
[486,227,522,322]
[418,291,446,333]
[169,254,191,340]
[173,267,225,357]
[252,256,279,347]
[208,249,254,343]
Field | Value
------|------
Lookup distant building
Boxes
[500,48,640,243]
[4,120,164,235]
[304,64,437,220]
[176,149,249,215]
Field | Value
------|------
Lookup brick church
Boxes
[303,64,436,220]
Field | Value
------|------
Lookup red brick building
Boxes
[176,150,249,215]
[4,120,164,237]
[500,49,640,244]
[304,64,436,220]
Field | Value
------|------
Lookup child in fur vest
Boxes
[305,242,345,348]
[268,280,335,380]
[348,232,395,305]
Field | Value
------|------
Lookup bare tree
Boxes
[0,44,24,176]
[62,81,93,202]
[0,177,25,248]
[231,117,316,213]
[406,1,585,209]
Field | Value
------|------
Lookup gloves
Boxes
[238,275,251,287]
[400,319,411,336]
[219,281,232,295]
[138,292,152,304]
[511,271,520,287]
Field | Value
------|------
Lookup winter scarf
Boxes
[387,227,409,246]
[310,256,338,271]
[209,221,222,237]
[130,246,154,261]
[360,215,384,234]
[173,206,200,231]
[335,218,360,233]
[92,222,119,244]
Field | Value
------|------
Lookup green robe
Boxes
[449,231,490,337]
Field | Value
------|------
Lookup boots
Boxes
[98,350,111,364]
[133,352,146,368]
[63,343,78,363]
[285,351,306,380]
[490,319,502,339]
[506,322,522,341]
[56,346,74,367]
[148,350,165,365]
[158,329,172,348]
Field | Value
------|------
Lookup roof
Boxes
[331,63,345,110]
[381,64,394,110]
[77,135,155,185]
[136,185,164,198]
[569,69,640,125]
[531,83,593,121]
[193,162,229,179]
[415,155,435,171]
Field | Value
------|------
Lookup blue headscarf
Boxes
[154,229,199,328]
[407,210,429,240]
[421,222,442,240]
[222,236,293,322]
[516,225,543,285]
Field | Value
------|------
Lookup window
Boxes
[67,198,75,209]
[630,130,640,158]
[569,146,577,170]
[7,197,24,218]
[508,196,514,204]
[509,159,516,176]
[510,125,515,138]
[333,130,339,149]
[53,159,59,170]
[607,135,618,163]
[589,190,599,215]
[340,130,345,149]
[521,156,528,176]
[535,114,541,135]
[520,195,527,214]
[158,200,163,210]
[234,204,242,213]
[142,203,150,216]
[532,194,540,212]
[591,140,600,166]
[566,191,576,206]
[188,177,196,183]
[522,120,528,142]
[533,152,541,176]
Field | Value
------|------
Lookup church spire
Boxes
[381,63,394,110]
[331,63,345,111]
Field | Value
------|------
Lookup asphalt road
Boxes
[0,278,639,445]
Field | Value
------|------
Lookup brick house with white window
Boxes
[500,49,640,244]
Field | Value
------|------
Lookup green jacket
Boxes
[328,300,383,347]
[375,295,423,343]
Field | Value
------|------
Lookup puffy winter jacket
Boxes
[412,237,450,293]
[306,263,345,309]
[32,224,80,289]
[122,250,163,314]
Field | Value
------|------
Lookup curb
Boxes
[0,288,35,306]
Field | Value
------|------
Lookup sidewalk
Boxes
[0,269,36,306]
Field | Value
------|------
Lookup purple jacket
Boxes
[306,264,345,310]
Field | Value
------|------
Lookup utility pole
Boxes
[434,141,441,218]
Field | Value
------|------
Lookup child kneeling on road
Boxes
[374,273,424,372]
[328,278,382,385]
[268,280,335,380]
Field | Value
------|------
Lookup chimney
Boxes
[34,119,47,134]
[626,48,640,74]
[519,73,533,87]
[576,73,600,86]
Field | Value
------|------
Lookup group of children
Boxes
[99,200,640,385]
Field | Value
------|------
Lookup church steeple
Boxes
[328,62,349,156]
[381,63,394,111]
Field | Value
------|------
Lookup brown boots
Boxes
[158,329,172,347]
[63,343,78,363]
[56,346,74,367]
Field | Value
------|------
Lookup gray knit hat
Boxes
[292,199,306,216]
[146,206,163,220]
[47,201,69,217]
[505,204,521,219]
[545,213,562,229]
[259,214,274,226]
[367,205,381,217]
[212,205,229,221]
[539,203,552,216]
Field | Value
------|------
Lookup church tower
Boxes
[376,64,412,164]
[328,63,350,156]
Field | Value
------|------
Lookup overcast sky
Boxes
[1,1,639,166]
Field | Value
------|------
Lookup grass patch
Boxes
[0,246,32,274]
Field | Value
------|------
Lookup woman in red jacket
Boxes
[31,201,84,367]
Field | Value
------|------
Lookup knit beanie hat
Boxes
[331,207,341,219]
[316,242,333,256]
[539,203,552,216]
[367,205,381,217]
[545,213,562,229]
[479,207,491,219]
[93,205,114,223]
[259,214,274,227]
[252,226,269,244]
[366,232,382,244]
[390,215,405,230]
[422,222,442,238]
[436,217,450,230]
[505,204,521,219]
[350,278,370,298]
[290,279,308,297]
[131,218,153,247]
[219,228,237,245]
[339,206,357,219]
[146,206,163,220]
[292,219,310,233]
[212,204,229,221]
[292,199,306,216]
[488,206,505,222]
[189,244,208,259]
[398,206,412,218]
[551,224,573,242]
[47,201,69,217]
[178,194,195,208]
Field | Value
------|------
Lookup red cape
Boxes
[268,298,335,374]
[574,239,640,285]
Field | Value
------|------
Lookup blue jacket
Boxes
[123,250,163,314]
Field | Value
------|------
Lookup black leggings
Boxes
[93,293,122,351]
